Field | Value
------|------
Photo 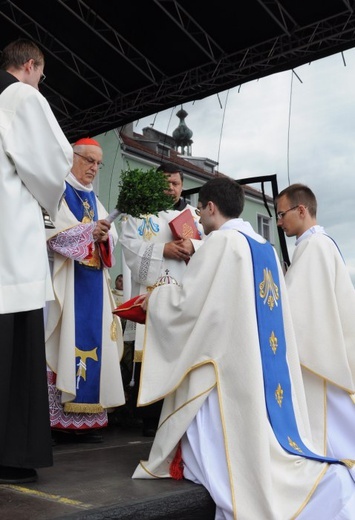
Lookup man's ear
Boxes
[23,58,34,73]
[298,204,307,217]
[207,201,217,215]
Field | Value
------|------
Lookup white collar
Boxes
[295,225,325,246]
[219,218,265,243]
[66,172,93,193]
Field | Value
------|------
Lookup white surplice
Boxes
[0,79,73,313]
[133,219,355,519]
[285,227,355,469]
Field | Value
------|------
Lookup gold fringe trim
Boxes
[111,319,118,341]
[340,459,355,469]
[349,393,355,404]
[134,350,143,362]
[64,402,104,413]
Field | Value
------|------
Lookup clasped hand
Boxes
[163,238,194,261]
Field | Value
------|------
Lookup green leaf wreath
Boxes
[116,167,175,218]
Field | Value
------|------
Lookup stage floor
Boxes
[0,420,215,520]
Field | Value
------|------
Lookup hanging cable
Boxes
[287,70,303,186]
[286,72,294,185]
[217,90,230,169]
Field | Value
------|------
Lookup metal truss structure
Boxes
[1,0,355,140]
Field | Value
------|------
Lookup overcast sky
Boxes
[135,47,355,282]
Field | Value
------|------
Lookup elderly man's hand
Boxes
[93,219,111,242]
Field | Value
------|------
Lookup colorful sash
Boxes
[64,183,104,413]
[242,233,345,466]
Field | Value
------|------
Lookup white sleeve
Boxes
[3,85,73,219]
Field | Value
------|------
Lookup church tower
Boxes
[172,108,193,156]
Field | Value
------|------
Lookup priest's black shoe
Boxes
[0,466,38,484]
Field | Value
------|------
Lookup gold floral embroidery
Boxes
[288,437,303,454]
[275,383,283,407]
[259,268,279,310]
[269,331,278,354]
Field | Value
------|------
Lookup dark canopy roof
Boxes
[1,0,355,141]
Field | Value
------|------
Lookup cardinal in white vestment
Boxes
[46,138,124,443]
[133,177,355,520]
[276,183,355,475]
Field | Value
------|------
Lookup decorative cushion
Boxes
[112,295,146,324]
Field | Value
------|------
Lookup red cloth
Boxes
[112,296,146,324]
[98,241,112,268]
[169,441,184,480]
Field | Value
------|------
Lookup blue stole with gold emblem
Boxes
[64,183,104,412]
[242,233,343,465]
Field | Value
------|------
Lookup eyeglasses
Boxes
[195,204,206,217]
[39,73,46,84]
[276,205,299,220]
[74,151,104,169]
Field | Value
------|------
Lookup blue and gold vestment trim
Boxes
[138,216,160,240]
[64,183,104,410]
[241,233,343,466]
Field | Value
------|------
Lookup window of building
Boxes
[257,214,273,243]
[157,144,171,157]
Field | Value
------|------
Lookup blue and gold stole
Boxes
[63,183,104,413]
[243,233,347,466]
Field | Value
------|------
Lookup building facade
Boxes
[93,119,284,285]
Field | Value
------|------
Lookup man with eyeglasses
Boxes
[0,39,73,484]
[132,177,355,519]
[119,161,204,436]
[276,183,355,476]
[45,137,125,444]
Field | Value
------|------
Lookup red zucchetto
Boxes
[74,137,101,147]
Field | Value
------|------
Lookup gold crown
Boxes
[147,269,180,291]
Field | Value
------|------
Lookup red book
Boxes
[169,209,201,240]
